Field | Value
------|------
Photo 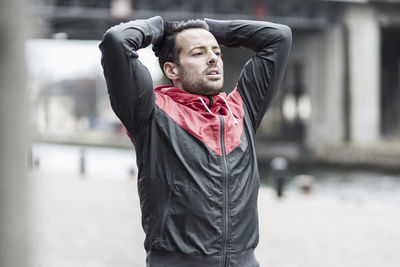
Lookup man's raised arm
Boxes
[99,16,164,135]
[205,19,292,131]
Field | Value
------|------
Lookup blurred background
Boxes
[1,0,400,266]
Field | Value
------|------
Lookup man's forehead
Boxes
[176,29,219,50]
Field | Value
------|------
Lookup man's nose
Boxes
[208,51,218,65]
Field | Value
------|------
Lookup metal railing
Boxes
[33,0,335,19]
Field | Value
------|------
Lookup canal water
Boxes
[259,162,400,205]
[32,143,400,205]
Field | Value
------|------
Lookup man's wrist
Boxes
[204,18,230,45]
[144,16,164,45]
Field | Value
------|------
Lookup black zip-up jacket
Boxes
[99,16,291,267]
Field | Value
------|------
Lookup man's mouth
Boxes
[205,68,222,79]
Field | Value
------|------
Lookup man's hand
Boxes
[152,20,177,57]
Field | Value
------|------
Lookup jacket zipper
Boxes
[219,115,230,267]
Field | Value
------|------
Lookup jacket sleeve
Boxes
[99,16,164,135]
[205,19,292,131]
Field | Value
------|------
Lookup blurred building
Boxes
[31,0,400,167]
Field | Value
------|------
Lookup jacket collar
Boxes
[154,85,228,113]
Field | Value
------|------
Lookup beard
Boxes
[178,65,224,96]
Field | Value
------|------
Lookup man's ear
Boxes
[163,62,179,81]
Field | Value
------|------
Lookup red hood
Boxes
[154,85,229,115]
[154,84,244,156]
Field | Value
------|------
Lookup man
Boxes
[99,16,291,267]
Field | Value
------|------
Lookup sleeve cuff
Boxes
[145,16,164,45]
[204,18,230,45]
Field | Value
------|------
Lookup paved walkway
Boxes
[28,169,400,267]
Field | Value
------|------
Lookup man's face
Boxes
[174,28,224,95]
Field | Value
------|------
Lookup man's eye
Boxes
[193,52,203,56]
[215,51,222,56]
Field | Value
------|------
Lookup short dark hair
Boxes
[153,19,209,75]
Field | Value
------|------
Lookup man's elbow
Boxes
[275,24,292,47]
[99,27,123,50]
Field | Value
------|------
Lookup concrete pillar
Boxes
[304,25,345,149]
[0,0,29,266]
[345,5,381,145]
